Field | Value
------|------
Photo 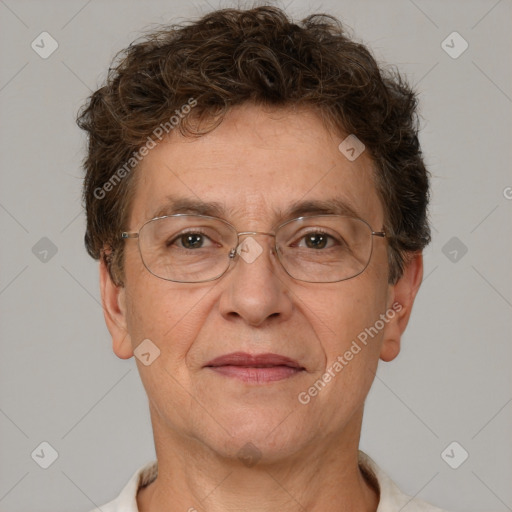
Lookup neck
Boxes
[137,409,379,512]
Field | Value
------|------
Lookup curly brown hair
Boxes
[77,5,430,286]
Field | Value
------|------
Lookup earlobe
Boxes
[99,257,134,359]
[380,252,424,363]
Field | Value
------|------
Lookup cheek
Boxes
[123,265,204,365]
[299,274,388,395]
[306,278,387,351]
[296,284,387,426]
[123,279,208,423]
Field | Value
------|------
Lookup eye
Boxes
[295,230,340,250]
[167,230,215,250]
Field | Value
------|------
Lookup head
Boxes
[77,6,430,463]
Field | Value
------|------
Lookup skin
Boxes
[100,103,423,512]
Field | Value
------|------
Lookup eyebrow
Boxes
[151,195,362,224]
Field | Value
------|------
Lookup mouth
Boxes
[204,352,306,384]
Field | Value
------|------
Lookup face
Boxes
[102,103,422,463]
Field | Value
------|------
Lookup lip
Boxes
[204,352,305,384]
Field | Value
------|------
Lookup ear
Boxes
[99,257,134,359]
[380,252,424,362]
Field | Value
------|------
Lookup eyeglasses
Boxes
[121,214,386,283]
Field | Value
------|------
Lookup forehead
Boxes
[131,104,384,229]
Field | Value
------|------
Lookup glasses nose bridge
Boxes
[236,230,276,238]
[236,230,277,249]
[228,230,278,260]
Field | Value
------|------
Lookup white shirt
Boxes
[90,451,447,512]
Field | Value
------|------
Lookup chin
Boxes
[205,414,310,466]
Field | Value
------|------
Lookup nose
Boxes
[218,233,293,327]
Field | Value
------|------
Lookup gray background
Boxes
[0,0,511,511]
